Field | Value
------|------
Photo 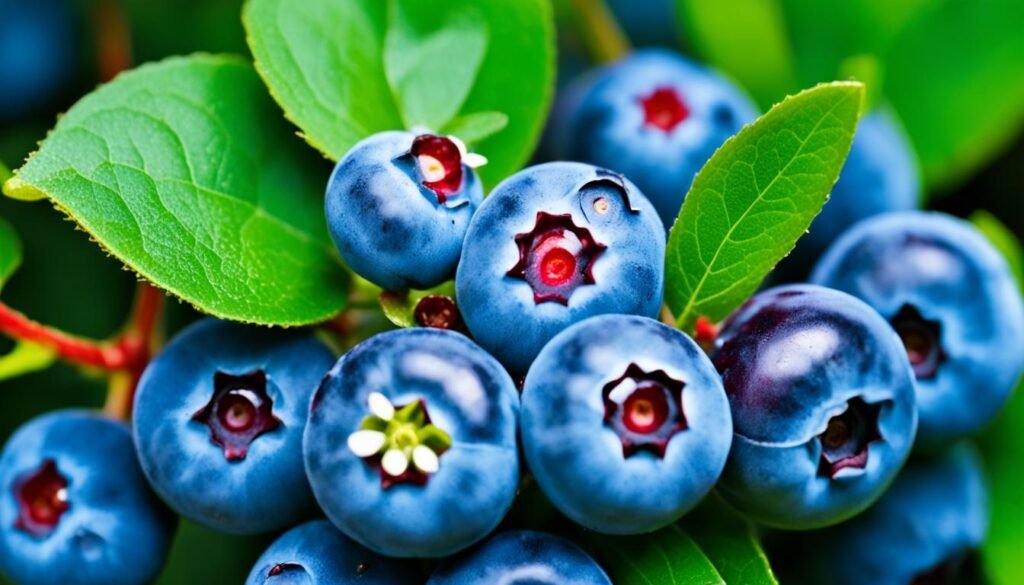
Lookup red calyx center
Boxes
[817,397,883,477]
[414,295,463,331]
[192,370,283,461]
[890,304,946,380]
[507,212,606,305]
[14,459,69,537]
[411,134,463,204]
[639,87,689,132]
[603,363,687,458]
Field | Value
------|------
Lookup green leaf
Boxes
[883,0,1024,190]
[682,495,778,585]
[243,0,555,188]
[982,379,1024,584]
[585,525,724,585]
[441,111,509,145]
[676,0,797,109]
[0,341,56,382]
[665,82,864,332]
[2,55,349,326]
[384,1,487,131]
[0,216,20,291]
[970,210,1024,292]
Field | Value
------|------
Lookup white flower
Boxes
[412,445,440,474]
[448,135,488,169]
[381,449,409,477]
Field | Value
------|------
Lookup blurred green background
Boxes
[0,0,1020,583]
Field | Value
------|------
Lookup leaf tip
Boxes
[1,176,46,202]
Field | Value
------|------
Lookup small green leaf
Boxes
[970,210,1024,291]
[441,111,509,145]
[584,525,724,585]
[2,55,350,326]
[982,379,1024,583]
[682,495,778,585]
[0,216,21,291]
[384,1,487,131]
[838,53,882,113]
[665,82,864,332]
[0,341,56,381]
[243,0,555,188]
[676,0,797,109]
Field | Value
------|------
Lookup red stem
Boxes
[0,302,128,369]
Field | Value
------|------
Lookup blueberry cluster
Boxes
[1,47,1020,585]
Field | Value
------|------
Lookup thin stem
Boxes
[571,0,631,64]
[0,303,128,369]
[93,0,133,82]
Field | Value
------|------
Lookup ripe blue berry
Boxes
[303,328,519,558]
[811,211,1024,448]
[0,410,174,585]
[521,315,731,534]
[456,161,665,374]
[427,530,611,585]
[712,285,918,529]
[0,0,75,120]
[793,443,988,585]
[245,519,416,585]
[783,110,920,273]
[546,49,757,227]
[325,131,485,291]
[133,318,335,534]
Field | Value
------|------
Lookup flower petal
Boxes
[367,392,395,421]
[347,430,386,458]
[464,152,488,168]
[381,449,409,477]
[412,445,440,474]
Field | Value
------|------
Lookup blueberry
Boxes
[303,328,519,558]
[0,0,76,120]
[0,410,174,585]
[546,49,758,228]
[427,530,611,585]
[133,318,335,534]
[245,519,416,585]
[792,443,988,585]
[781,109,920,275]
[325,131,485,291]
[456,161,665,375]
[811,211,1024,448]
[521,314,731,534]
[712,284,917,529]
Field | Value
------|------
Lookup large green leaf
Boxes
[676,0,797,110]
[682,495,777,585]
[586,525,724,585]
[665,82,863,331]
[2,55,349,326]
[0,216,21,293]
[883,0,1024,190]
[974,210,1024,583]
[243,0,555,188]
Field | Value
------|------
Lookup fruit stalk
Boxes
[571,0,630,63]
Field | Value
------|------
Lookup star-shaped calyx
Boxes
[347,392,452,489]
[192,370,282,462]
[506,212,606,305]
[817,397,883,478]
[639,86,689,132]
[409,134,487,205]
[603,363,687,458]
[13,459,69,537]
[889,303,947,380]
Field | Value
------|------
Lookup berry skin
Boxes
[325,131,484,291]
[811,211,1024,448]
[546,49,758,228]
[303,328,520,558]
[427,530,611,585]
[0,410,174,585]
[245,519,416,585]
[133,318,335,534]
[782,110,920,274]
[521,314,731,534]
[792,443,988,585]
[712,285,918,530]
[456,161,665,375]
